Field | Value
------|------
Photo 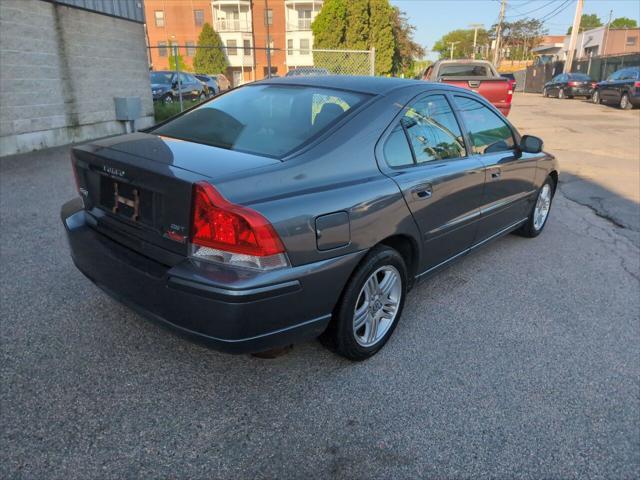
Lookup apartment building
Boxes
[145,0,323,85]
[145,0,213,71]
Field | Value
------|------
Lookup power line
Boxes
[505,0,558,19]
[538,0,574,24]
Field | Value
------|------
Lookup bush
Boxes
[153,99,200,122]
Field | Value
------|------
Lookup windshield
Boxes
[440,64,490,77]
[152,84,369,157]
[151,72,173,84]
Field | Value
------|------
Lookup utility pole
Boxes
[469,23,484,60]
[602,9,613,76]
[264,0,271,78]
[450,41,460,60]
[492,0,507,66]
[564,0,584,73]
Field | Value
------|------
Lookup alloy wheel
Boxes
[533,184,552,231]
[592,91,600,104]
[620,94,630,110]
[353,266,402,348]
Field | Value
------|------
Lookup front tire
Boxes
[620,93,632,110]
[327,246,407,361]
[517,176,555,238]
[162,94,174,104]
[592,90,601,104]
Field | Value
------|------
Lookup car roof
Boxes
[255,75,439,95]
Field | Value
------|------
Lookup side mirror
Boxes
[520,135,543,154]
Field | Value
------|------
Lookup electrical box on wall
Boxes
[114,97,142,121]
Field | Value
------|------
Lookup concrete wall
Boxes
[0,0,154,157]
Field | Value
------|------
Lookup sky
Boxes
[391,0,640,59]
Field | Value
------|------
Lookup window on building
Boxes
[227,39,237,56]
[287,39,293,55]
[627,36,638,47]
[158,41,168,57]
[300,38,310,55]
[454,96,514,155]
[299,9,312,29]
[264,9,273,26]
[266,35,274,49]
[186,41,196,57]
[194,9,204,26]
[154,10,164,27]
[243,39,251,55]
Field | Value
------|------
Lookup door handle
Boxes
[411,183,432,200]
[489,168,501,180]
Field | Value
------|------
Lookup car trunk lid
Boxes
[72,133,281,265]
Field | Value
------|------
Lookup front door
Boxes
[452,94,539,242]
[379,93,485,272]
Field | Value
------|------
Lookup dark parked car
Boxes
[592,66,640,109]
[543,72,596,99]
[62,77,557,360]
[150,71,207,104]
[286,67,330,77]
[194,74,219,97]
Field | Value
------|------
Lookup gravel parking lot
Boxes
[1,93,639,479]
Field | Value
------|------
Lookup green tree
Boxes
[567,13,602,34]
[490,18,546,60]
[392,7,426,76]
[346,0,370,50]
[433,28,489,60]
[610,17,638,29]
[193,22,228,74]
[311,0,347,49]
[168,44,190,71]
[369,0,396,75]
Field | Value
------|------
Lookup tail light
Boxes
[568,81,579,86]
[634,81,640,88]
[190,181,289,271]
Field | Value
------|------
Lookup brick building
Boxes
[145,0,323,86]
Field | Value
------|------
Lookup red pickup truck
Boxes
[422,60,513,116]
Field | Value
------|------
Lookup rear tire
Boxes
[620,93,632,110]
[592,90,601,104]
[558,88,566,99]
[543,88,549,98]
[517,176,555,238]
[325,246,407,361]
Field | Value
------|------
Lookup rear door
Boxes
[452,94,538,242]
[601,70,621,101]
[377,92,485,272]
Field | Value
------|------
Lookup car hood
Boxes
[86,132,281,180]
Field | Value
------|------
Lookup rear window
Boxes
[152,84,369,157]
[568,73,591,80]
[439,64,490,77]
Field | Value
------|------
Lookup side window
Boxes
[454,96,515,155]
[383,125,413,168]
[402,95,466,163]
[179,73,191,84]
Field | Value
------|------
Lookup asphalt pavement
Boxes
[1,95,639,479]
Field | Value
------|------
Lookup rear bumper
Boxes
[567,86,593,97]
[61,198,364,353]
[496,103,511,116]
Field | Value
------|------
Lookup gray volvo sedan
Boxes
[61,76,558,360]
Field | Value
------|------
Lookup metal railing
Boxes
[214,19,252,32]
[286,18,312,31]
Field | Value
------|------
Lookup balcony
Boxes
[214,19,252,32]
[286,18,312,31]
[213,0,250,5]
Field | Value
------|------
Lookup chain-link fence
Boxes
[146,44,374,119]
